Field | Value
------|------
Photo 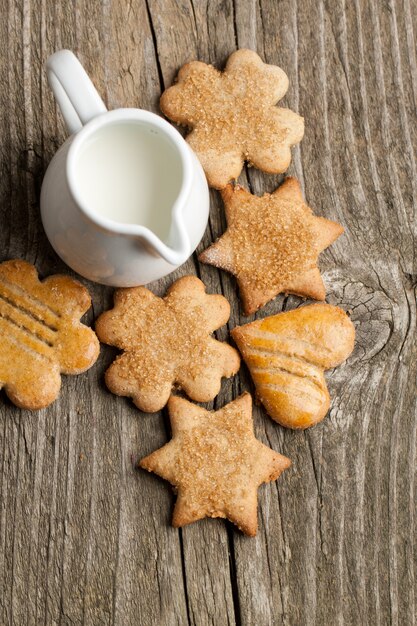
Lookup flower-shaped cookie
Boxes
[199,178,344,314]
[140,393,291,536]
[95,276,240,412]
[0,259,99,409]
[160,49,304,188]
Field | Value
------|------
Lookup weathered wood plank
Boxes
[0,0,416,625]
[0,1,189,625]
[146,2,240,624]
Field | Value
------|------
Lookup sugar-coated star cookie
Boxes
[95,276,240,412]
[0,259,99,409]
[199,178,344,315]
[160,49,304,189]
[232,304,355,429]
[140,392,291,536]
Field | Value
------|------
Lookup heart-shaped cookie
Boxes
[231,304,355,429]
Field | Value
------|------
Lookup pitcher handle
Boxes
[46,50,107,135]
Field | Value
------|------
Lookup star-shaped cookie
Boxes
[95,276,240,413]
[199,178,344,315]
[140,393,291,536]
[160,49,304,189]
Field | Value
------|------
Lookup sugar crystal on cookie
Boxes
[139,393,291,536]
[95,276,240,412]
[160,49,304,189]
[199,177,344,315]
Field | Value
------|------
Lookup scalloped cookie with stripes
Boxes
[0,259,99,409]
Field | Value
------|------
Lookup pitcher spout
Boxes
[144,219,191,267]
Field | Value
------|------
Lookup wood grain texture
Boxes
[0,0,416,624]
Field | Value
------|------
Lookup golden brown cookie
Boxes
[199,178,344,315]
[140,392,291,536]
[0,259,99,409]
[95,276,240,412]
[160,49,304,189]
[232,304,355,429]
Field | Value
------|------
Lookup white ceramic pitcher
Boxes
[40,50,209,286]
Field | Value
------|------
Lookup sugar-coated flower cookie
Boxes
[0,259,99,409]
[140,392,291,536]
[199,178,344,315]
[95,276,240,413]
[232,304,355,429]
[161,49,304,188]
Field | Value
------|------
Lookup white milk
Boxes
[73,122,183,240]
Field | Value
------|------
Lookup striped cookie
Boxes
[0,259,99,409]
[232,304,355,429]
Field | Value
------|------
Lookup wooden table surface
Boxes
[1,1,416,624]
